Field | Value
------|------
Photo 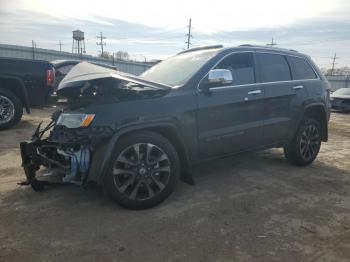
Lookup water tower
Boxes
[72,30,85,56]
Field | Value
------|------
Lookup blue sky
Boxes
[0,0,350,68]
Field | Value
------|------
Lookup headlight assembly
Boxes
[56,113,95,128]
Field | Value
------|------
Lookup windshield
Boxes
[333,88,350,96]
[140,49,220,86]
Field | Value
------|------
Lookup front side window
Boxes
[215,53,255,85]
[287,56,317,80]
[257,53,291,82]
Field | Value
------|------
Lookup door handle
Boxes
[247,90,262,95]
[293,85,303,90]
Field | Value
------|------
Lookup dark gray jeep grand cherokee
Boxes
[20,45,331,209]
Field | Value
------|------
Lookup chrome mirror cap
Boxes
[208,69,233,85]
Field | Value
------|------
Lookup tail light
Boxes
[46,68,55,86]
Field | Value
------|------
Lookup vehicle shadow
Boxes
[2,148,349,213]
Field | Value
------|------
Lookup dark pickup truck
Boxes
[0,57,55,129]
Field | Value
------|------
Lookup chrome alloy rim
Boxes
[113,143,171,200]
[0,95,15,124]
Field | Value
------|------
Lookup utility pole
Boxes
[330,53,339,76]
[57,40,64,52]
[31,40,36,60]
[96,32,107,57]
[267,38,277,47]
[345,71,349,88]
[185,18,193,49]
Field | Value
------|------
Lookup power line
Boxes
[96,32,107,56]
[57,40,64,52]
[267,38,277,47]
[185,18,193,49]
[330,53,339,76]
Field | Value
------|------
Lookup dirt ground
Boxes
[0,108,349,262]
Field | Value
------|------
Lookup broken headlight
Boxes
[56,113,95,128]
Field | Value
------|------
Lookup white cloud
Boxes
[4,0,349,30]
[1,0,350,67]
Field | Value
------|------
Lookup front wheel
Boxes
[284,118,322,166]
[104,131,180,209]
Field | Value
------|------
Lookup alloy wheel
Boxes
[300,123,320,161]
[113,143,171,201]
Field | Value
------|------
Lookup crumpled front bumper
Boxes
[19,123,114,191]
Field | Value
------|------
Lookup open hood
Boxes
[57,61,171,92]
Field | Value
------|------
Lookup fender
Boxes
[0,74,30,113]
[88,120,195,185]
[289,102,329,142]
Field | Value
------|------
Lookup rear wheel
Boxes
[0,88,23,130]
[284,118,321,166]
[104,131,180,209]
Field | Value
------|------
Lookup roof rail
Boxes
[239,44,299,53]
[177,45,223,55]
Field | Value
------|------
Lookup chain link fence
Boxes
[325,74,350,91]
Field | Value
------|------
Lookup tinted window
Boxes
[215,53,255,85]
[287,56,317,80]
[257,53,291,82]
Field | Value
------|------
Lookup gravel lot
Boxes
[0,108,349,262]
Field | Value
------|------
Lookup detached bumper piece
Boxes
[20,141,47,191]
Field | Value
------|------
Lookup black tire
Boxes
[284,118,322,166]
[0,88,23,130]
[104,131,180,210]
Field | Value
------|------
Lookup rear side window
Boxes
[215,53,255,85]
[257,53,291,82]
[287,56,317,80]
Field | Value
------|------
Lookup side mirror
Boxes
[199,69,233,92]
[208,69,233,85]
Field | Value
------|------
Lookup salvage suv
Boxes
[20,45,331,209]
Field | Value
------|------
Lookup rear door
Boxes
[256,52,299,145]
[196,52,265,159]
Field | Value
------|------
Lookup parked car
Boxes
[52,60,118,90]
[20,45,331,209]
[0,57,55,129]
[330,88,350,112]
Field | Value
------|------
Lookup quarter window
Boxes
[287,56,317,80]
[215,53,255,85]
[257,53,291,82]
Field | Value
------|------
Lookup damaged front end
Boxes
[20,62,170,191]
[20,114,114,191]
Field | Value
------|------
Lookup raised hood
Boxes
[57,61,171,92]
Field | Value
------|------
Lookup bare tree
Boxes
[116,51,129,61]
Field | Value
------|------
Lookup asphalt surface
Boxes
[0,108,349,262]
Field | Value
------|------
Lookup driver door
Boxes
[196,52,265,159]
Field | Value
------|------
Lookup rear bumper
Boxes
[330,100,350,112]
[331,104,350,112]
